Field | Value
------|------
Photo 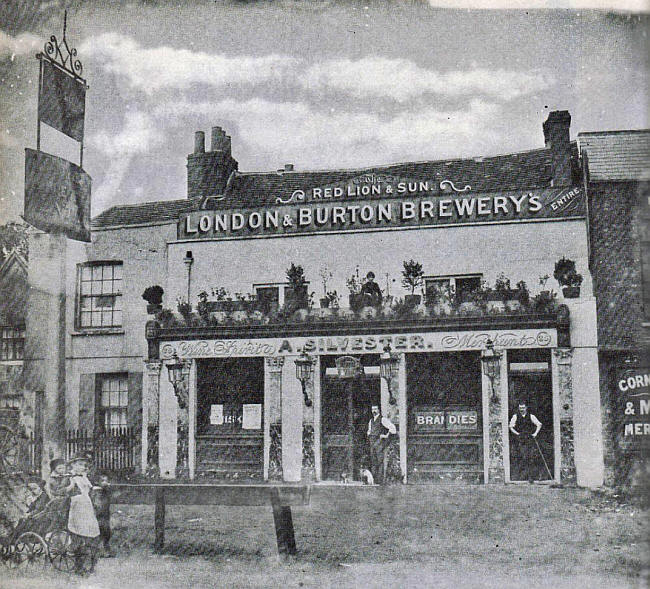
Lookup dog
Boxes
[360,468,374,485]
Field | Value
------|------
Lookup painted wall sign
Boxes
[178,187,585,241]
[159,329,556,360]
[617,367,650,449]
[412,407,478,432]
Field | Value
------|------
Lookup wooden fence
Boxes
[66,428,138,474]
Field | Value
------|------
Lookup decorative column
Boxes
[281,356,304,482]
[188,360,197,480]
[158,363,178,479]
[142,361,162,474]
[484,348,507,483]
[553,348,575,483]
[398,353,407,483]
[265,357,284,480]
[312,356,322,481]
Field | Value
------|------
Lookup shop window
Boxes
[98,374,128,430]
[0,327,24,361]
[77,262,123,328]
[424,274,482,304]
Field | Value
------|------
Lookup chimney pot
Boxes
[211,126,226,151]
[194,131,205,154]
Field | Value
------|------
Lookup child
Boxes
[91,473,114,557]
[26,478,49,514]
[45,458,73,499]
[68,453,100,575]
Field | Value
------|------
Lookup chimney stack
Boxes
[194,131,205,154]
[284,164,294,172]
[543,110,572,187]
[187,126,238,199]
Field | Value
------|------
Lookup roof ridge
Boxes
[578,129,650,137]
[236,146,551,177]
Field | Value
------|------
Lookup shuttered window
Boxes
[99,374,128,430]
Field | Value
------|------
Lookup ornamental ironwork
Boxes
[40,11,84,80]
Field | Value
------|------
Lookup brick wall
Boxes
[588,181,648,350]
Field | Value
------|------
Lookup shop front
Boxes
[143,318,573,485]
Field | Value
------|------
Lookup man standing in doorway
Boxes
[367,404,396,484]
[509,401,542,482]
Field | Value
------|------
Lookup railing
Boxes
[66,427,137,474]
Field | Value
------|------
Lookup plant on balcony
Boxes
[554,257,583,299]
[176,297,193,323]
[319,267,333,308]
[532,275,558,313]
[346,271,364,312]
[401,259,424,306]
[142,285,164,314]
[515,280,530,307]
[285,263,309,313]
[326,290,340,309]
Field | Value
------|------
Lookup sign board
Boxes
[24,148,91,242]
[412,407,479,433]
[242,404,262,430]
[38,58,86,142]
[617,368,650,450]
[178,187,585,241]
[209,404,223,425]
[160,329,556,360]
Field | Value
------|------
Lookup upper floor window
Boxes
[0,327,24,361]
[424,274,482,304]
[78,262,123,328]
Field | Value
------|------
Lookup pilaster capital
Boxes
[553,348,574,365]
[144,360,163,375]
[265,356,285,373]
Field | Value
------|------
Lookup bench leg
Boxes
[271,503,297,556]
[154,488,165,553]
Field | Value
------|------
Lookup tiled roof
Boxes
[92,146,559,228]
[578,130,650,182]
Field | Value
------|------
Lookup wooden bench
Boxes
[110,483,311,556]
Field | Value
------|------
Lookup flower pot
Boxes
[146,303,162,315]
[404,294,421,308]
[431,302,451,316]
[562,286,581,299]
[486,300,505,313]
[320,297,330,309]
[505,300,522,312]
[349,293,363,312]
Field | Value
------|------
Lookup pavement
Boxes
[1,484,647,588]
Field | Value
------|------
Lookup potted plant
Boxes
[512,280,530,311]
[532,275,558,313]
[326,290,339,309]
[176,297,193,323]
[319,267,333,308]
[197,290,211,324]
[346,272,363,312]
[285,263,309,312]
[554,257,583,299]
[401,259,424,307]
[142,285,164,314]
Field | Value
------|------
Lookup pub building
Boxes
[39,110,605,487]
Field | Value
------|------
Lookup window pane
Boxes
[113,279,122,295]
[80,312,91,327]
[101,310,113,326]
[91,312,102,327]
[92,266,103,280]
[103,265,113,280]
[81,266,92,280]
[101,390,109,406]
[113,264,122,280]
[112,311,122,326]
[81,281,92,295]
[102,280,113,295]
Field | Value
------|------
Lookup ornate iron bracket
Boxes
[440,180,471,193]
[40,11,85,81]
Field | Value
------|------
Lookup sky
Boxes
[0,0,647,223]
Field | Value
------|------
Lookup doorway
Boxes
[320,355,380,481]
[507,350,554,482]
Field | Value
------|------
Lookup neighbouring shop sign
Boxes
[178,187,584,241]
[242,404,262,429]
[617,368,650,450]
[413,407,478,432]
[160,328,556,360]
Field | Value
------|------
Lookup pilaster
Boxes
[142,361,162,474]
[265,357,284,480]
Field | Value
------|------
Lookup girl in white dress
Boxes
[67,454,100,574]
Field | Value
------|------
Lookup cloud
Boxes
[304,58,554,102]
[153,98,504,168]
[89,111,165,212]
[82,33,553,102]
[80,33,299,94]
[89,111,164,158]
[0,31,42,60]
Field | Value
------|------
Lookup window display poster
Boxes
[210,404,224,425]
[242,403,262,429]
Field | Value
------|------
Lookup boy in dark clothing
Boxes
[26,478,49,514]
[91,473,114,557]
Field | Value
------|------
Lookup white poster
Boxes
[242,403,262,430]
[209,404,223,425]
